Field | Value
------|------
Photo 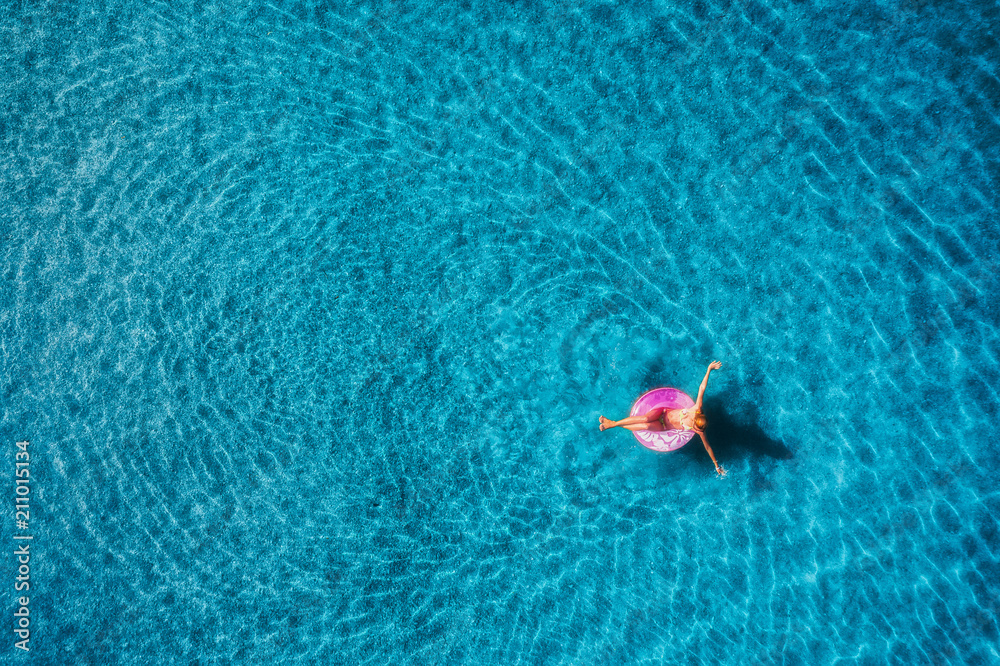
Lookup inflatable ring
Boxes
[630,387,696,452]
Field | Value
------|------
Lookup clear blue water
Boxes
[2,0,999,663]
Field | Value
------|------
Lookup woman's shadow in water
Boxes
[672,388,793,487]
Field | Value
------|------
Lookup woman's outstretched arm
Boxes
[698,431,727,477]
[694,360,722,410]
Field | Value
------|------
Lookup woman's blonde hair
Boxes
[694,413,707,430]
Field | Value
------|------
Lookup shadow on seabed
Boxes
[673,395,793,487]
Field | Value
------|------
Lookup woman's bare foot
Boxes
[599,416,614,431]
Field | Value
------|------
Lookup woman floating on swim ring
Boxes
[599,361,727,477]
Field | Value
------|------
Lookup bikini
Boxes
[674,409,695,431]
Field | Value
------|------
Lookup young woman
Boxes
[599,361,726,477]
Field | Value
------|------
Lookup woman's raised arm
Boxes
[694,360,722,410]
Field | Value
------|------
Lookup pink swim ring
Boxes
[630,387,696,452]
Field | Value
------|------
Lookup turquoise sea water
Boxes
[3,0,999,663]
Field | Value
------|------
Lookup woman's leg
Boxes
[621,423,661,431]
[600,408,664,431]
